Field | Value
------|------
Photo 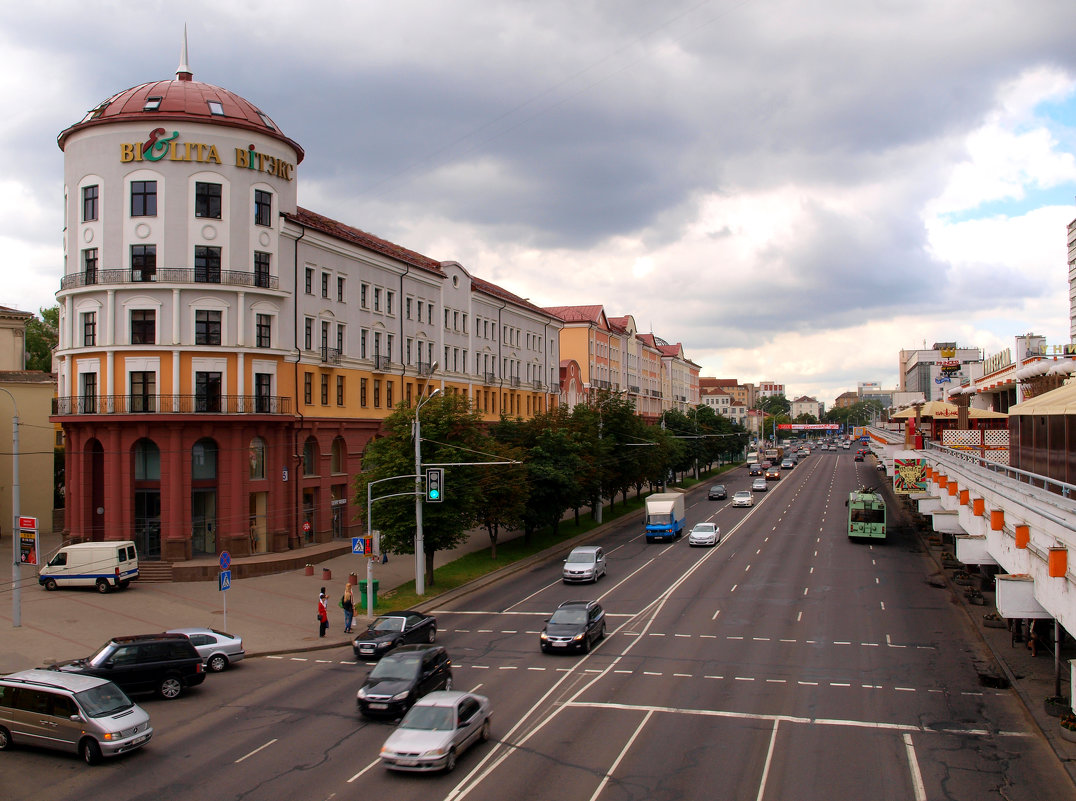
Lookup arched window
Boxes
[134,438,160,480]
[331,436,346,474]
[192,438,218,480]
[249,437,266,480]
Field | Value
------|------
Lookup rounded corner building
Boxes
[52,46,563,569]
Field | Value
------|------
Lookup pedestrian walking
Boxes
[342,583,355,633]
[317,587,328,637]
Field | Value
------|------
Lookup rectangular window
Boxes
[194,181,222,218]
[386,291,394,315]
[82,185,99,222]
[304,318,313,350]
[80,372,97,414]
[406,297,413,319]
[361,283,369,308]
[360,377,367,406]
[406,382,413,407]
[336,375,344,406]
[386,380,393,408]
[406,338,412,365]
[130,310,156,345]
[373,379,381,408]
[445,309,450,329]
[130,180,157,216]
[461,313,467,331]
[386,334,394,360]
[82,311,96,346]
[130,371,156,412]
[195,371,222,412]
[304,372,312,404]
[428,305,434,324]
[453,311,459,331]
[131,244,156,281]
[373,287,381,312]
[373,331,382,358]
[254,189,272,226]
[255,373,271,413]
[360,329,367,359]
[321,321,330,351]
[256,313,271,348]
[320,374,329,405]
[305,267,313,294]
[417,299,423,320]
[83,248,98,284]
[336,323,344,354]
[337,276,345,302]
[194,245,221,283]
[195,310,222,345]
[254,251,271,287]
[321,272,329,298]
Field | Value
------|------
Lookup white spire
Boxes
[176,25,192,81]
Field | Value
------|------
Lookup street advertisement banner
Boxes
[19,516,39,566]
[893,458,927,494]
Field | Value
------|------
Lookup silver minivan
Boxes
[562,545,607,583]
[0,669,152,764]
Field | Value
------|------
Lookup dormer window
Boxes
[143,96,162,111]
[208,100,224,116]
[256,111,275,130]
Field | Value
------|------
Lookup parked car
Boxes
[353,611,438,660]
[688,522,721,547]
[166,628,245,672]
[732,490,754,507]
[540,600,606,654]
[0,669,152,765]
[765,466,781,480]
[707,484,728,500]
[50,633,205,700]
[38,541,138,593]
[356,645,452,719]
[562,545,607,583]
[752,478,768,492]
[379,691,491,772]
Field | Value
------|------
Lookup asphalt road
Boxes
[5,451,1072,800]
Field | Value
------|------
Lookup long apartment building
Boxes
[51,55,560,563]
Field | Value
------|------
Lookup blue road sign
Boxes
[219,570,231,591]
[352,537,371,555]
[219,551,231,571]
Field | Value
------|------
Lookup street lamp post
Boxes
[413,381,441,595]
[0,388,20,628]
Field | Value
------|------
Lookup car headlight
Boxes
[423,747,448,757]
[390,690,411,701]
[357,687,368,699]
[376,641,392,649]
[572,633,584,641]
[540,631,548,640]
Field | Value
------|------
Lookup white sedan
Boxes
[688,522,721,547]
[732,490,754,507]
[166,627,245,672]
[380,691,491,772]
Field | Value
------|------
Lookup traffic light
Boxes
[425,467,444,503]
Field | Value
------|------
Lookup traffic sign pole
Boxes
[218,551,231,630]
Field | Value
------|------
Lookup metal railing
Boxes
[372,355,391,371]
[320,345,342,364]
[417,361,435,376]
[52,394,292,415]
[483,372,497,385]
[60,267,279,291]
[509,376,521,388]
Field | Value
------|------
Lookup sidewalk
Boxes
[0,526,509,675]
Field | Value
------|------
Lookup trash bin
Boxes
[357,579,379,612]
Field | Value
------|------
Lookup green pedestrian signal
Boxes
[425,467,444,502]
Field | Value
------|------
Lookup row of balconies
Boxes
[53,394,292,416]
[60,267,278,291]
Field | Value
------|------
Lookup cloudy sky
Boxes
[4,0,1076,406]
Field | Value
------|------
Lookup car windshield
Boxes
[549,608,587,625]
[75,683,133,718]
[711,485,724,491]
[87,643,116,667]
[370,616,405,633]
[400,705,455,731]
[566,552,595,564]
[369,654,421,681]
[693,524,715,532]
[735,492,750,498]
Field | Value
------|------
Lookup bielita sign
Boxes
[777,424,840,430]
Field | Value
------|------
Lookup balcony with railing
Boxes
[320,345,342,364]
[60,267,279,291]
[53,394,292,416]
[483,372,497,385]
[417,361,435,376]
[509,376,521,388]
[532,379,544,391]
[372,355,391,371]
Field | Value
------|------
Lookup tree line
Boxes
[354,391,749,586]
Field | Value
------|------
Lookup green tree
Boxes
[25,306,58,371]
[354,393,486,589]
[474,439,528,559]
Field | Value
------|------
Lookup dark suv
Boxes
[540,600,606,654]
[51,634,206,700]
[356,644,452,719]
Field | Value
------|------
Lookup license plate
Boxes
[396,759,418,766]
[551,641,567,647]
[129,734,149,746]
[368,703,388,710]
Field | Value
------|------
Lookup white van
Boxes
[38,541,139,593]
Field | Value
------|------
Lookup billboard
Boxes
[893,458,927,494]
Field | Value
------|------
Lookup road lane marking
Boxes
[235,738,277,763]
[756,719,780,801]
[902,733,927,801]
[346,758,381,783]
[589,710,653,801]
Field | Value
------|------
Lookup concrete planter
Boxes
[1060,725,1076,744]
[1044,697,1071,718]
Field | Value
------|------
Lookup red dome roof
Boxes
[57,72,304,162]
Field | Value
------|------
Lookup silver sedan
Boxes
[380,691,491,772]
[166,627,245,672]
[688,522,720,547]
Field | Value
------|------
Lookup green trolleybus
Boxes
[847,488,886,540]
